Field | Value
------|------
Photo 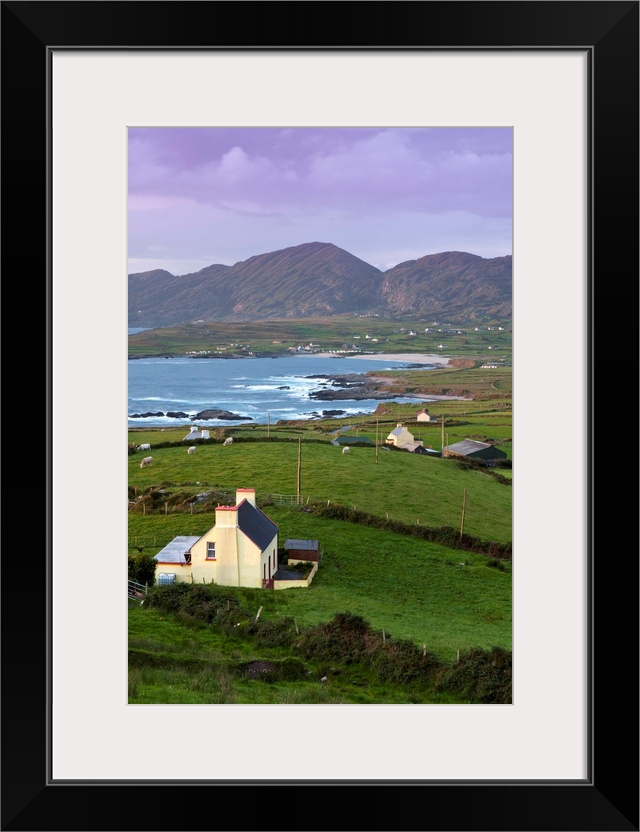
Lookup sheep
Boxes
[187,446,196,454]
[140,456,153,468]
[138,443,151,451]
[223,437,233,446]
[342,446,350,454]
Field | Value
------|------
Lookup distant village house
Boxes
[443,439,507,463]
[183,427,210,441]
[385,424,423,449]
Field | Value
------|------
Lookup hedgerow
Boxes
[140,587,512,702]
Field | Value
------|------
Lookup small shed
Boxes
[403,441,429,454]
[284,539,320,563]
[443,439,507,462]
[416,408,433,422]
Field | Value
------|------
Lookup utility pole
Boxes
[376,415,379,464]
[441,415,445,456]
[297,437,301,504]
[460,488,467,539]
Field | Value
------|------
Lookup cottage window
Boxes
[206,542,216,560]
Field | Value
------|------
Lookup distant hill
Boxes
[129,242,512,327]
[381,251,513,319]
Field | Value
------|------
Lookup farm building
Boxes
[183,427,210,441]
[402,441,430,455]
[386,423,423,449]
[154,489,318,590]
[416,408,433,422]
[154,488,279,588]
[443,439,507,462]
[330,436,375,447]
[284,539,320,563]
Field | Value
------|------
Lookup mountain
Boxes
[129,242,512,327]
[381,251,513,319]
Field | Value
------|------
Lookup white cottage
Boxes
[183,427,210,441]
[154,488,279,588]
[385,423,423,449]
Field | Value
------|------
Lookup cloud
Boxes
[127,127,512,272]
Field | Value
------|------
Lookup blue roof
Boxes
[237,501,278,550]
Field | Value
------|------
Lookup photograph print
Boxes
[127,126,513,705]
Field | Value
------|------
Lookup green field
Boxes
[128,439,512,542]
[128,340,512,704]
[128,315,512,364]
[130,503,511,656]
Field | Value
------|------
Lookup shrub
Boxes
[143,583,246,623]
[128,552,157,586]
[244,616,298,648]
[298,612,378,664]
[368,639,436,685]
[434,646,512,704]
[286,560,314,577]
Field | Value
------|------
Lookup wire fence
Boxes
[128,492,317,515]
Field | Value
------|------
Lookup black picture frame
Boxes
[2,2,638,830]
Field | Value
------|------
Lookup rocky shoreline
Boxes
[128,408,251,421]
[306,372,408,402]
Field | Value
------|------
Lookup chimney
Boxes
[215,503,239,529]
[236,488,256,507]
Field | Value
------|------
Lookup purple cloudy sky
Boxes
[128,127,512,275]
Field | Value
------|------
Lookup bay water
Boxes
[128,352,437,428]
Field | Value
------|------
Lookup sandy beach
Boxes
[312,352,451,365]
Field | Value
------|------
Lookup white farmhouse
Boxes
[385,423,423,449]
[154,488,278,588]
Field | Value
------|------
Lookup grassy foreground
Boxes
[128,356,512,704]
